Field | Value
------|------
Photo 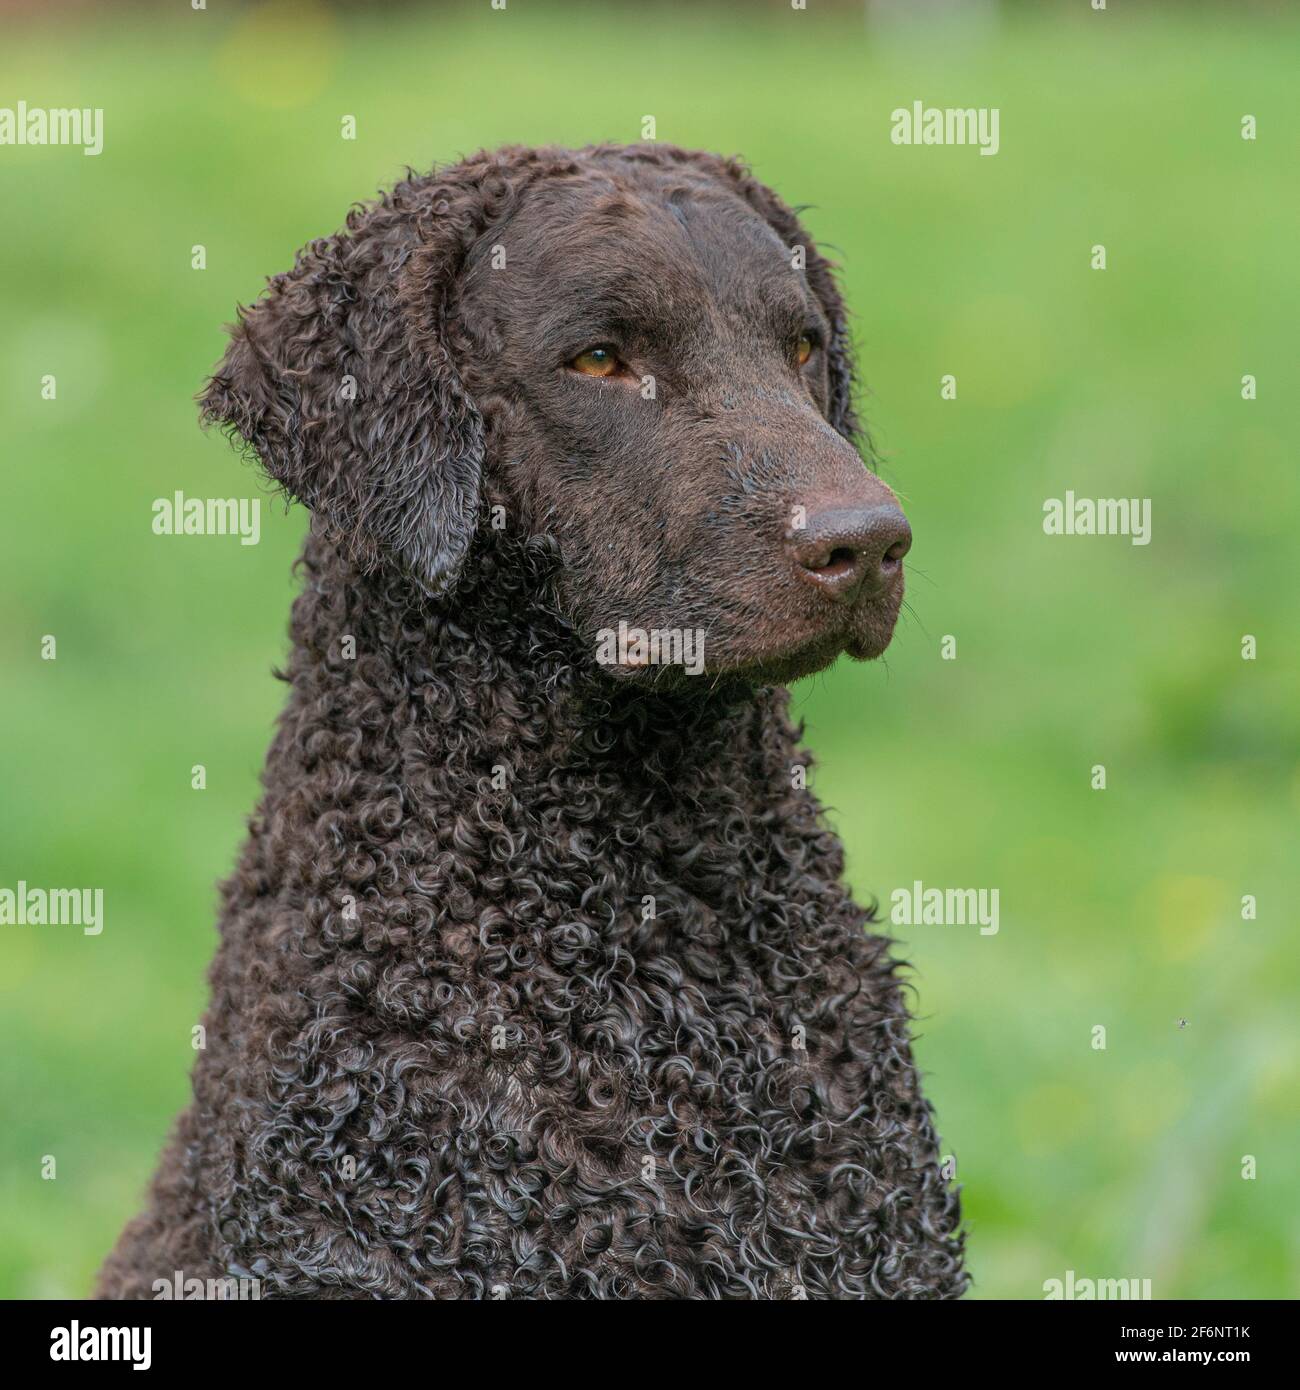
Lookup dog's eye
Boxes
[570,346,621,378]
[796,334,815,366]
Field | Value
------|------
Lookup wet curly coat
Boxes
[98,144,966,1299]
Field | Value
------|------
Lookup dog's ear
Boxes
[649,149,861,444]
[200,171,497,594]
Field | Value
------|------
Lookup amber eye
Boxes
[796,334,814,366]
[571,346,621,377]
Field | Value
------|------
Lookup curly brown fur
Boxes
[97,144,966,1300]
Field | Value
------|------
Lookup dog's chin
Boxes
[652,607,899,689]
[729,595,902,683]
[585,595,901,692]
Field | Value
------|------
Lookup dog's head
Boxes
[203,144,908,684]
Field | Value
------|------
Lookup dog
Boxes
[97,143,966,1300]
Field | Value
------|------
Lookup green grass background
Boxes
[1,0,1297,1299]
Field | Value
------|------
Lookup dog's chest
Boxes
[342,842,902,1296]
[224,745,950,1297]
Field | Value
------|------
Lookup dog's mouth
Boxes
[742,593,902,683]
[590,585,902,688]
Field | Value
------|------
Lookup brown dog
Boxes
[98,144,964,1300]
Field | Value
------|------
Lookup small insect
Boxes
[1177,1018,1189,1029]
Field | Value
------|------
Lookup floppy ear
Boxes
[200,174,488,594]
[649,148,862,445]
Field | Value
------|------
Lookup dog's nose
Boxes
[788,504,912,600]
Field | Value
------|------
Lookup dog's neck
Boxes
[274,530,811,836]
[257,530,853,966]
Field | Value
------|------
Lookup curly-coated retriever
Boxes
[98,143,966,1300]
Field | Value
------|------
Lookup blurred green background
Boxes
[2,0,1297,1299]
